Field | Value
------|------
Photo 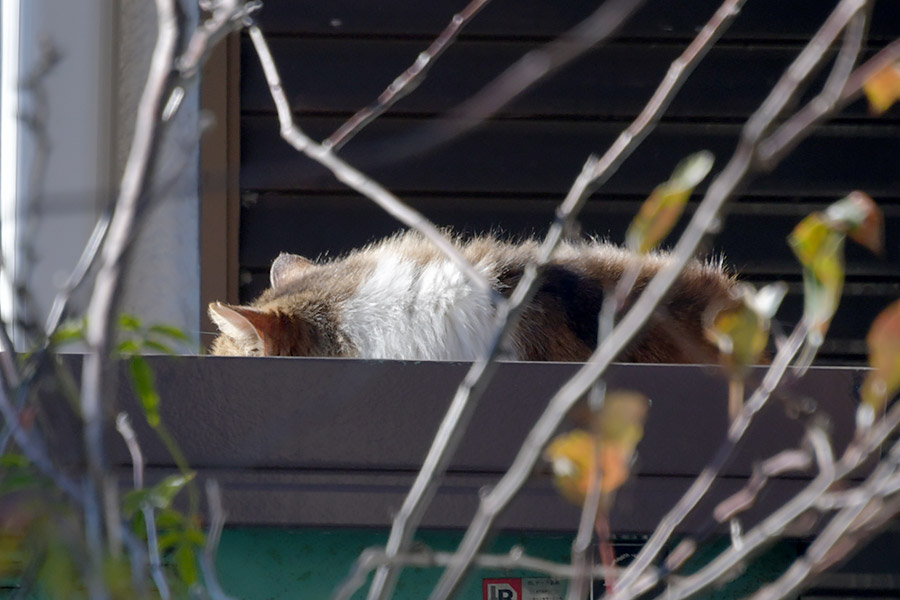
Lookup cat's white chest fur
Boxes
[340,252,497,360]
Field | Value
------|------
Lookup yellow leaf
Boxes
[545,429,595,505]
[626,151,713,253]
[863,60,900,115]
[707,283,786,373]
[861,299,900,413]
[789,212,846,337]
[545,391,650,506]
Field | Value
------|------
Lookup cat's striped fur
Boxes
[209,231,737,363]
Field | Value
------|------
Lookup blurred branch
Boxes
[358,4,750,599]
[378,0,646,166]
[758,36,900,167]
[714,448,813,523]
[337,544,619,600]
[80,0,179,590]
[0,369,81,503]
[200,479,236,600]
[326,0,493,151]
[247,25,500,302]
[116,413,171,600]
[431,0,872,595]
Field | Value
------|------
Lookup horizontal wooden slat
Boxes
[236,195,900,275]
[254,0,900,42]
[240,39,887,120]
[241,117,900,197]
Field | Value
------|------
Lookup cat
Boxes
[208,231,737,363]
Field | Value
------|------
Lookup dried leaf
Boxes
[544,391,649,505]
[823,191,884,256]
[861,299,900,413]
[545,429,594,505]
[863,60,900,115]
[626,151,714,253]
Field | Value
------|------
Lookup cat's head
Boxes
[207,252,350,357]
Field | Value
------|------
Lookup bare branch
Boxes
[80,0,179,587]
[655,425,837,600]
[0,369,82,503]
[379,0,646,165]
[429,0,872,593]
[758,36,900,167]
[337,544,619,600]
[326,0,493,151]
[247,25,500,302]
[714,448,812,523]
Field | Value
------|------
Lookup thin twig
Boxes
[661,393,900,600]
[0,368,82,502]
[361,156,602,600]
[566,4,749,595]
[713,448,813,523]
[115,413,171,598]
[366,2,748,597]
[337,544,620,600]
[80,0,179,591]
[655,425,837,600]
[247,25,499,302]
[374,0,646,167]
[758,37,900,168]
[430,0,868,592]
[326,0,493,151]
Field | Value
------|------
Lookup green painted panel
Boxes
[215,528,798,599]
[215,528,577,600]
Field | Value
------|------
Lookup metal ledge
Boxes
[46,356,869,533]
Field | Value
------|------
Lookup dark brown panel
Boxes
[240,117,900,197]
[236,195,900,277]
[240,38,886,120]
[55,359,859,477]
[45,357,868,530]
[253,0,900,42]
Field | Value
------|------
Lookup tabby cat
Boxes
[209,231,736,363]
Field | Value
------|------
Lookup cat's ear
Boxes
[208,302,279,351]
[270,252,314,289]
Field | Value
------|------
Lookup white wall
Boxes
[0,0,200,347]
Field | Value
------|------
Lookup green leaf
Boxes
[626,151,713,253]
[149,324,191,343]
[119,314,142,331]
[122,472,196,517]
[143,339,176,356]
[175,543,199,585]
[789,212,846,339]
[129,356,160,427]
[0,454,29,468]
[50,318,86,346]
[116,339,142,357]
[707,282,786,373]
